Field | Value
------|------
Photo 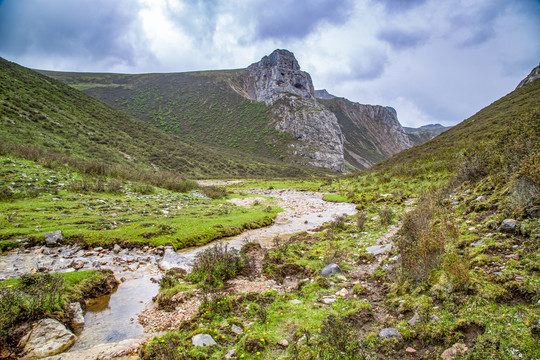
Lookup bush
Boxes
[379,207,395,227]
[186,244,246,289]
[316,314,367,359]
[397,196,446,282]
[356,212,368,232]
[442,251,471,291]
[200,185,229,199]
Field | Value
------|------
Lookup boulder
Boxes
[158,247,188,271]
[192,334,217,347]
[44,231,63,247]
[231,324,243,335]
[378,328,402,340]
[499,219,519,233]
[320,263,342,277]
[19,318,76,358]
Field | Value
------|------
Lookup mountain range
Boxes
[38,49,445,173]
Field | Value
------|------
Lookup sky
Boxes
[0,0,539,127]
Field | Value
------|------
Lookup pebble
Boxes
[406,347,417,354]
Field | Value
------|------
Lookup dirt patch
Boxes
[454,321,485,347]
[227,197,267,207]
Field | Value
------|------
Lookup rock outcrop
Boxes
[245,49,315,104]
[320,97,412,169]
[516,62,540,89]
[243,50,345,172]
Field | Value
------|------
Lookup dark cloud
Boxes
[163,0,221,45]
[377,28,430,50]
[374,0,427,13]
[251,0,354,41]
[450,1,508,47]
[0,0,140,67]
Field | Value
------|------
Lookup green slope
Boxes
[0,58,327,178]
[38,69,304,164]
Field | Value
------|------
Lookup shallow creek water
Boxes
[0,189,356,352]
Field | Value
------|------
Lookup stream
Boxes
[0,189,357,353]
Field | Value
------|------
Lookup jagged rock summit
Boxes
[243,49,345,172]
[516,62,540,89]
[315,89,337,100]
[245,49,315,105]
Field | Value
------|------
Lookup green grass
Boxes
[0,155,282,249]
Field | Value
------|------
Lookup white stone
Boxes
[19,318,76,358]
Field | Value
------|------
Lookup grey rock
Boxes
[320,263,342,276]
[408,313,420,327]
[366,243,392,255]
[18,318,77,358]
[113,244,122,253]
[290,299,302,304]
[321,296,337,304]
[378,328,402,340]
[192,333,217,347]
[158,246,188,271]
[44,231,63,247]
[68,302,85,327]
[499,219,519,233]
[471,240,484,247]
[225,349,236,359]
[231,324,243,335]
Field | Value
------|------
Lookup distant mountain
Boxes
[40,49,418,172]
[0,57,326,178]
[403,123,451,145]
[516,62,540,89]
[315,89,337,99]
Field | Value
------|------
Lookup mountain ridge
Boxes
[39,49,421,172]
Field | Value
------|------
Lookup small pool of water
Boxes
[68,275,159,352]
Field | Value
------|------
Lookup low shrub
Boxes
[200,185,229,199]
[186,244,247,289]
[356,211,368,232]
[379,207,395,227]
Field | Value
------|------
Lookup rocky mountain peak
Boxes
[516,62,540,89]
[245,49,315,104]
[259,49,301,71]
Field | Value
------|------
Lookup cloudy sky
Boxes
[1,0,539,127]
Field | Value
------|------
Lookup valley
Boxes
[0,53,539,360]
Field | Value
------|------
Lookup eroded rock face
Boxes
[321,97,412,169]
[19,318,76,359]
[243,49,345,172]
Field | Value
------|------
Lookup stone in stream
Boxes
[320,263,342,276]
[68,302,85,327]
[192,333,217,347]
[158,246,188,271]
[44,231,63,247]
[18,318,77,358]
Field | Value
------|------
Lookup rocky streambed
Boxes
[0,189,357,358]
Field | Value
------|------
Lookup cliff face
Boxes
[242,50,345,172]
[319,97,412,169]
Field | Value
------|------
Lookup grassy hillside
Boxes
[0,58,328,179]
[38,69,309,165]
